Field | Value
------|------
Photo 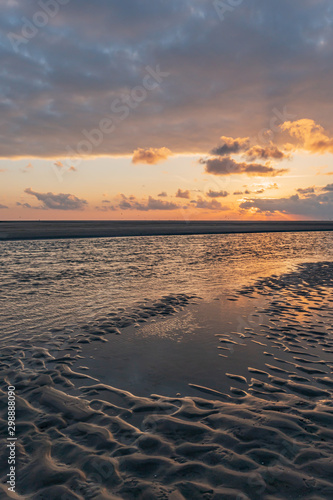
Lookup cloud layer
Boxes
[1,1,333,158]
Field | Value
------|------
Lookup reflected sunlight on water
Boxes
[0,231,332,339]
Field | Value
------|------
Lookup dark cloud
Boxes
[17,202,32,208]
[201,157,288,177]
[296,187,315,195]
[206,189,229,198]
[191,197,227,211]
[211,137,250,156]
[0,203,8,209]
[96,204,116,212]
[157,191,168,197]
[113,193,230,211]
[118,194,179,211]
[1,1,333,157]
[323,183,333,191]
[24,188,88,210]
[145,197,179,210]
[175,189,190,199]
[240,191,333,219]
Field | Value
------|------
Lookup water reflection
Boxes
[0,231,332,339]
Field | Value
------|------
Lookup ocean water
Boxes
[0,231,332,341]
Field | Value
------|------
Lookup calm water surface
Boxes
[1,231,332,340]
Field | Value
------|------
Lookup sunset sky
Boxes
[1,0,333,220]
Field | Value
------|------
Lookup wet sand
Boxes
[1,220,333,241]
[0,262,333,498]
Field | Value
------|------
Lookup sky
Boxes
[1,0,333,220]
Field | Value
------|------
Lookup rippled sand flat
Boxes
[1,262,333,499]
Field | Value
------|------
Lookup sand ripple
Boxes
[0,263,333,499]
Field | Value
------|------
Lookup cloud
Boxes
[112,192,231,212]
[191,197,227,211]
[323,183,333,191]
[296,186,315,195]
[118,194,179,211]
[157,191,167,197]
[96,204,116,212]
[244,145,289,160]
[145,197,179,210]
[24,188,88,210]
[206,189,229,198]
[239,191,333,219]
[212,136,250,156]
[201,134,290,178]
[132,147,172,165]
[175,188,190,199]
[238,183,280,194]
[0,203,8,209]
[201,157,288,177]
[281,119,333,154]
[17,202,33,208]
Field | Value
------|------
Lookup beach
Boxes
[3,0,333,498]
[0,231,332,499]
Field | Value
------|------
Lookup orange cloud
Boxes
[244,145,289,160]
[281,119,333,154]
[132,147,172,165]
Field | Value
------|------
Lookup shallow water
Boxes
[1,231,332,341]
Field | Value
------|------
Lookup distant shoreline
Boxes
[1,220,333,241]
